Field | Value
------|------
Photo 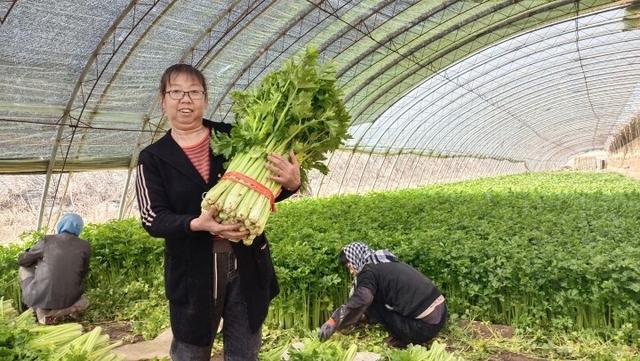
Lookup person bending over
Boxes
[18,213,91,325]
[319,242,447,348]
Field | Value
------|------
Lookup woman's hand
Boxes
[190,208,249,241]
[266,149,301,192]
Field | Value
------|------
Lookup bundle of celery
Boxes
[285,337,357,361]
[202,47,350,245]
[387,342,462,361]
[0,297,123,360]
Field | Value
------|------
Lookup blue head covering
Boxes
[56,213,84,236]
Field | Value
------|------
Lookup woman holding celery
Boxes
[135,64,300,361]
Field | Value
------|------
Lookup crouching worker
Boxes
[319,242,447,348]
[18,213,91,324]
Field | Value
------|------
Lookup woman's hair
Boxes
[159,63,208,96]
[339,249,349,268]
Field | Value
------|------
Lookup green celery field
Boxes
[266,171,640,333]
[0,171,639,353]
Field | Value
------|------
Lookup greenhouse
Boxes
[1,0,639,360]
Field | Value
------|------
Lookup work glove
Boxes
[319,318,337,341]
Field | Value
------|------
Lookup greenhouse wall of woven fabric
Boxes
[1,1,639,360]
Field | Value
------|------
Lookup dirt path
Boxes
[105,321,547,361]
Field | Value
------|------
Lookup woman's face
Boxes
[347,262,357,276]
[162,73,208,131]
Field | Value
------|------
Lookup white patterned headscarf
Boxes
[342,242,398,274]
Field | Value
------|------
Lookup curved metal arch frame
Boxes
[406,74,640,189]
[13,0,632,207]
[191,1,284,119]
[38,0,165,230]
[208,0,399,123]
[201,3,420,194]
[433,107,619,175]
[0,0,17,25]
[361,11,632,129]
[327,6,634,194]
[437,54,640,140]
[198,1,279,74]
[313,0,407,64]
[347,15,614,194]
[339,0,516,99]
[345,0,607,124]
[347,2,626,130]
[188,1,275,121]
[350,8,636,174]
[420,77,639,179]
[362,47,636,164]
[334,0,459,79]
[314,0,450,84]
[409,46,640,157]
[343,66,637,194]
[476,67,640,122]
[343,0,589,111]
[209,0,412,145]
[360,34,632,139]
[321,0,509,194]
[74,2,182,163]
[208,1,321,120]
[189,0,259,67]
[316,0,598,195]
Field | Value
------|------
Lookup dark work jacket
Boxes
[357,262,442,319]
[135,119,295,346]
[18,233,91,309]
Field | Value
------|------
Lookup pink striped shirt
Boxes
[181,133,210,183]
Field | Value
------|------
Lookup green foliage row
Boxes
[265,172,640,333]
[259,327,462,361]
[81,218,167,339]
[0,232,42,312]
[0,219,168,339]
[0,171,639,343]
[0,298,122,360]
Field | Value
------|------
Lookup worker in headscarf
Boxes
[319,242,447,348]
[18,213,91,324]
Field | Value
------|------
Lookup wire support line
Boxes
[0,117,166,133]
[0,0,17,25]
[573,0,604,149]
[304,0,579,155]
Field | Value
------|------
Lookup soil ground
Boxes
[101,320,548,360]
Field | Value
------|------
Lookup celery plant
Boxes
[202,47,350,245]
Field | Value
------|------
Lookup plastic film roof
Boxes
[1,1,640,201]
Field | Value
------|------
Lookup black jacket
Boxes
[135,119,294,346]
[358,262,441,319]
[18,233,91,309]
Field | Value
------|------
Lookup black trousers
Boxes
[170,252,261,361]
[368,303,448,344]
